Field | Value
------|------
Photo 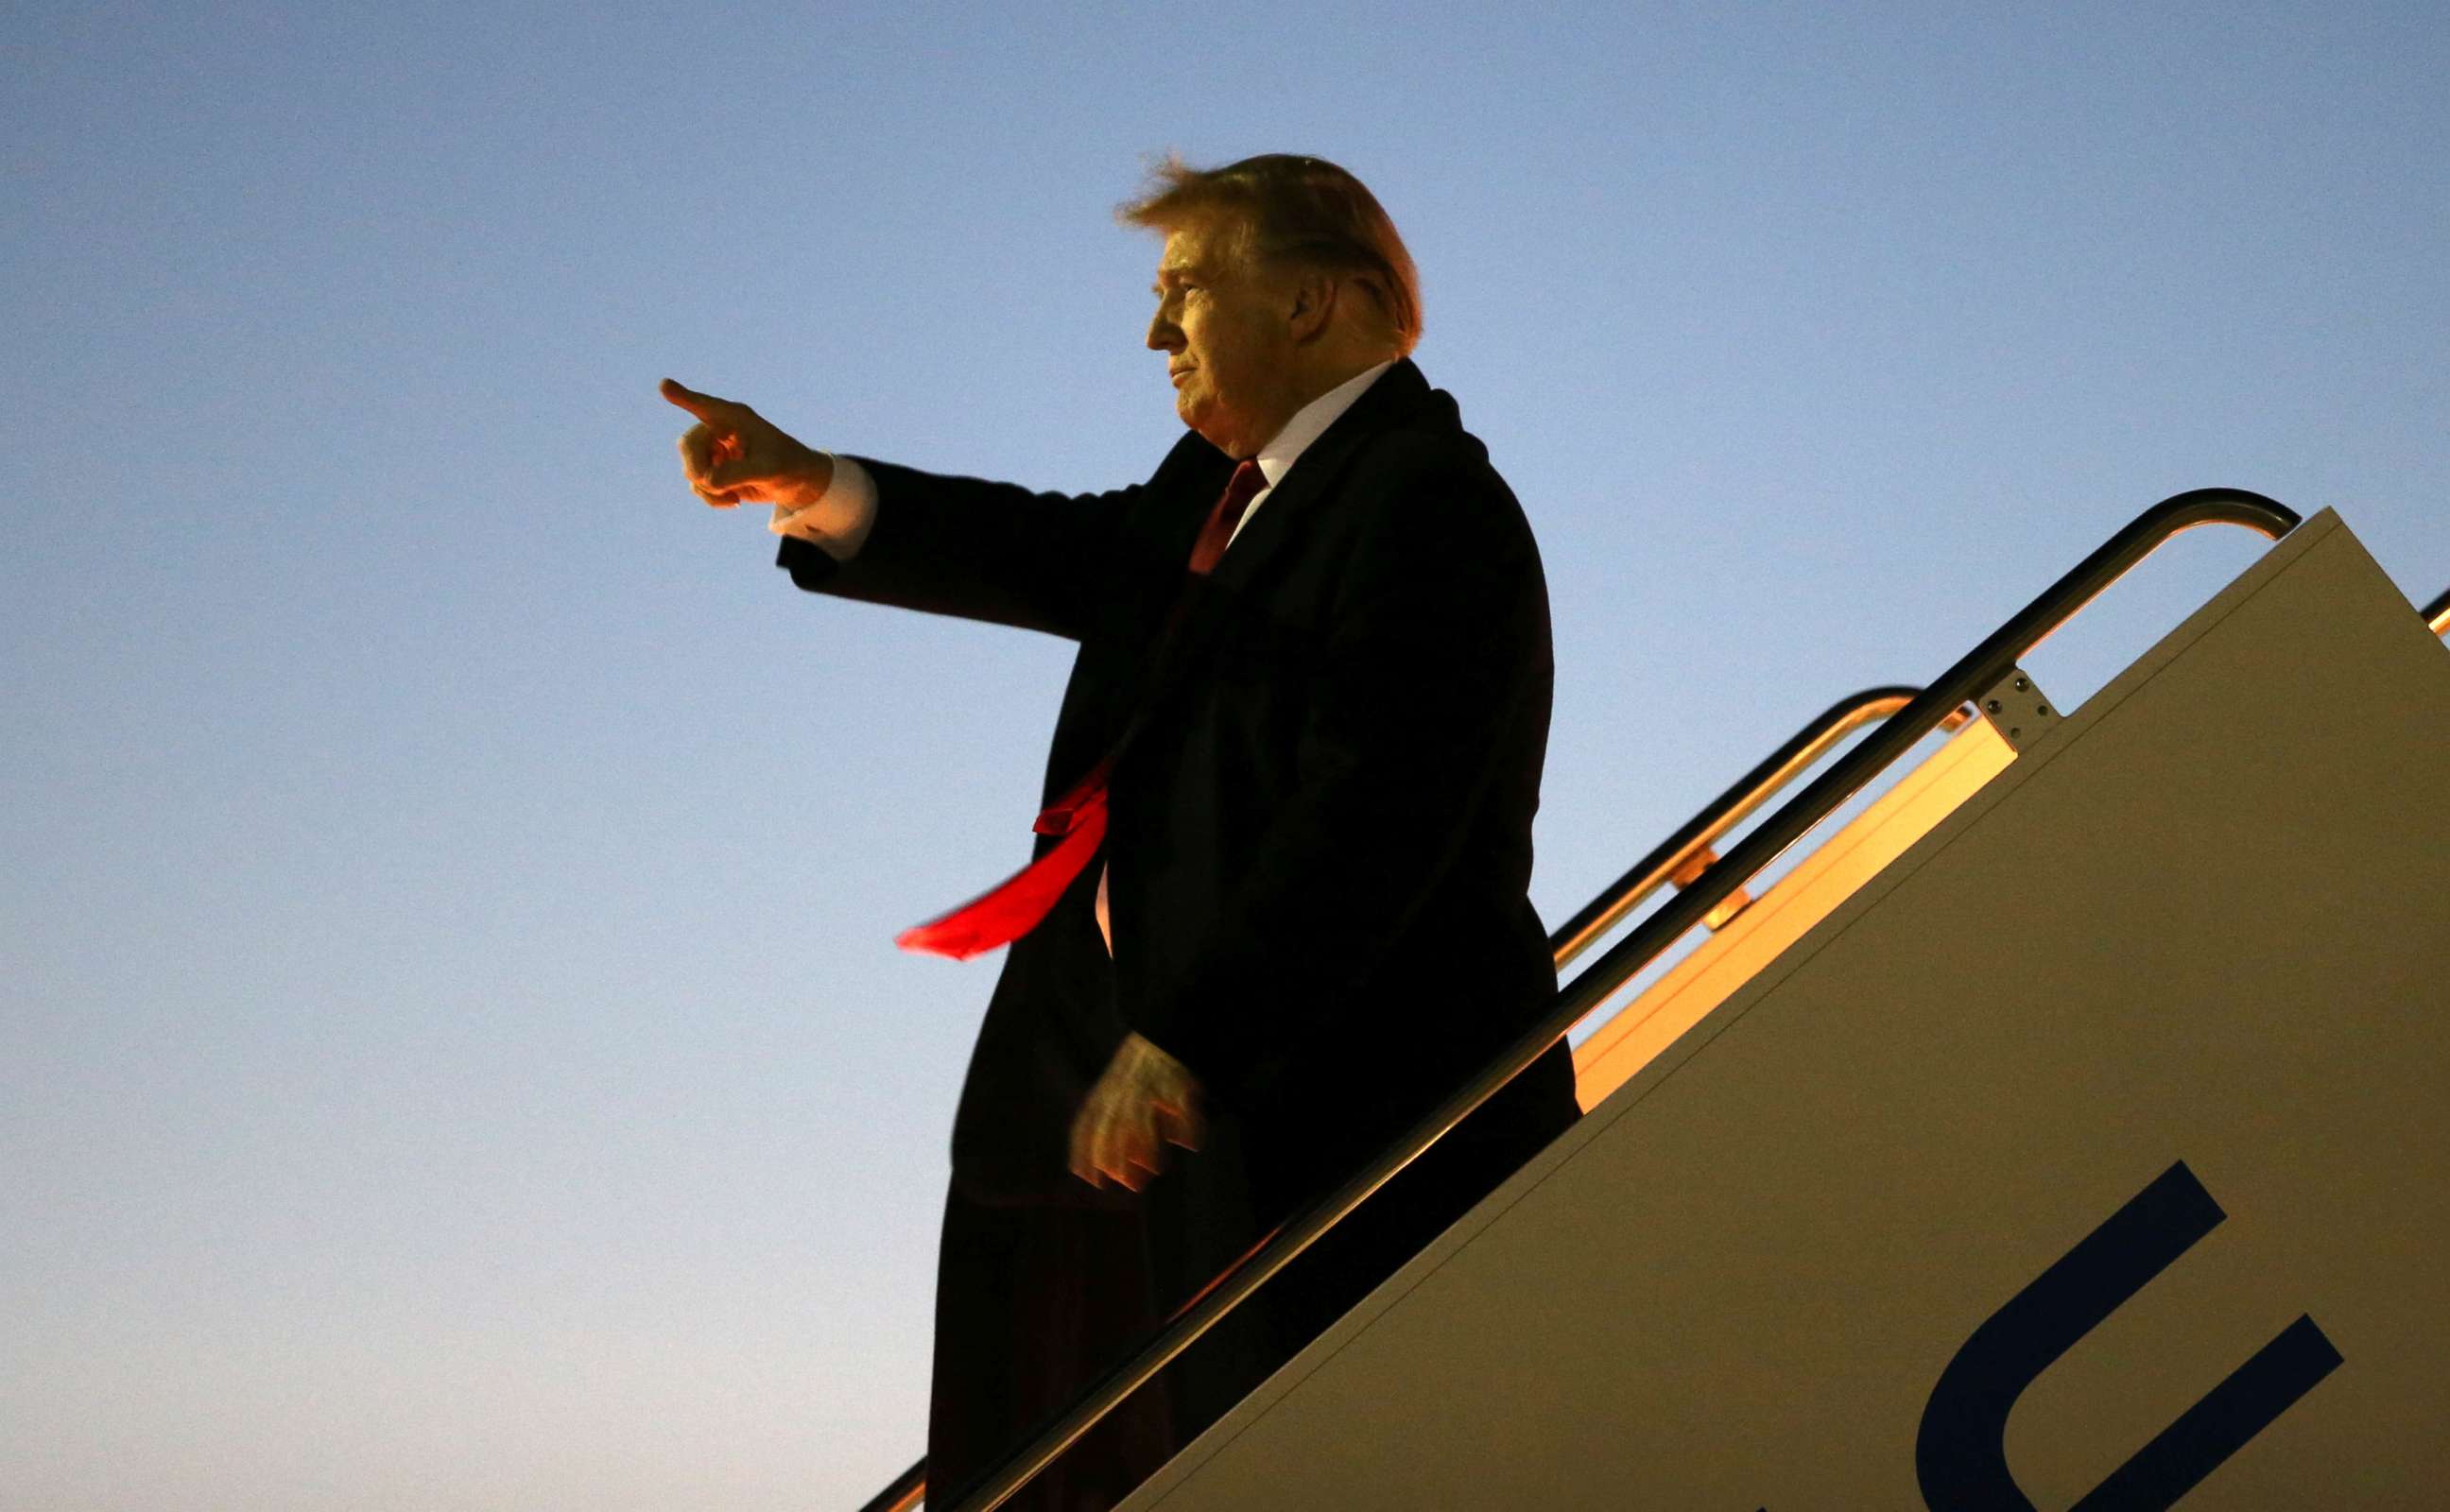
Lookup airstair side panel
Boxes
[1120,509,2450,1510]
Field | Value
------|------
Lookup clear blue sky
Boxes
[5,3,2443,1507]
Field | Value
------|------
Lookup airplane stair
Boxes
[861,496,2450,1510]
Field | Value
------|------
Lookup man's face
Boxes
[1146,213,1297,458]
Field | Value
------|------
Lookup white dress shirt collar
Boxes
[1253,358,1397,490]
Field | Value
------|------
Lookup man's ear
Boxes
[1285,267,1340,345]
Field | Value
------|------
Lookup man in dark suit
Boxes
[663,154,1579,1510]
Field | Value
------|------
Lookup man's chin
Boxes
[1175,393,1249,455]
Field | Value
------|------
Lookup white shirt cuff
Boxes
[768,454,879,558]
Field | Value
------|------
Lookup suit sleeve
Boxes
[776,432,1223,641]
[1127,447,1553,1094]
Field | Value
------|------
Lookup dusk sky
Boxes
[5,3,2445,1508]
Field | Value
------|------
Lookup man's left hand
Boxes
[1069,1032,1206,1191]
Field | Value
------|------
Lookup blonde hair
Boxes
[1120,153,1423,354]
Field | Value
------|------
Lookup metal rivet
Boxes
[1985,698,2002,713]
[2013,677,2029,691]
[2036,704,2050,717]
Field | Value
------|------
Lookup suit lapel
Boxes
[1111,360,1438,748]
[1207,358,1431,599]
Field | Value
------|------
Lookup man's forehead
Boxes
[1156,239,1211,278]
[1155,215,1247,281]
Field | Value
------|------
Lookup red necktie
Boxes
[896,461,1268,959]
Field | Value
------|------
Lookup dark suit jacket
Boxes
[780,358,1578,1503]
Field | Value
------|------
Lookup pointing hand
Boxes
[660,378,835,510]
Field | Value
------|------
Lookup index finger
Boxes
[659,377,738,425]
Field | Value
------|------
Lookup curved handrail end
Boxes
[2149,487,2301,540]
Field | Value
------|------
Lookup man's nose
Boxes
[1146,313,1181,352]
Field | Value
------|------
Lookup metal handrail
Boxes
[1546,686,1971,971]
[2424,585,2449,637]
[937,488,2304,1512]
[854,1461,926,1512]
